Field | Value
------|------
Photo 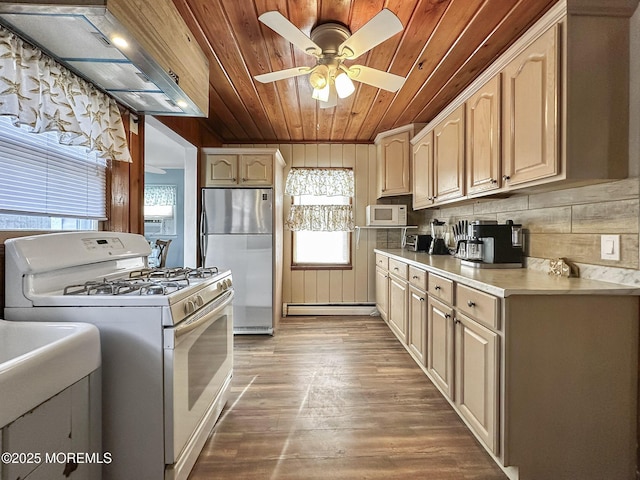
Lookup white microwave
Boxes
[366,204,407,226]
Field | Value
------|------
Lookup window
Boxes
[0,116,105,230]
[285,168,354,268]
[144,184,177,236]
[292,194,351,266]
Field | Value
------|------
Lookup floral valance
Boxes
[0,25,131,163]
[286,205,354,232]
[285,168,354,196]
[144,185,176,206]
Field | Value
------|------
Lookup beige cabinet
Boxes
[388,260,408,343]
[375,266,389,322]
[426,296,454,399]
[375,124,425,198]
[502,25,559,187]
[466,75,501,195]
[433,104,465,202]
[204,150,275,186]
[455,312,499,453]
[412,130,434,209]
[407,266,428,365]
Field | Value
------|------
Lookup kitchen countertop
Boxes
[375,249,640,298]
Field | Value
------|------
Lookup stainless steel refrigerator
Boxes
[201,187,274,334]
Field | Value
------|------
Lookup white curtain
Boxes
[0,25,131,163]
[144,185,177,206]
[285,168,354,232]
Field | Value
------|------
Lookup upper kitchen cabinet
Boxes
[466,75,501,195]
[410,0,635,209]
[203,148,285,187]
[433,104,465,203]
[501,25,558,187]
[0,0,209,116]
[375,124,424,198]
[412,105,465,208]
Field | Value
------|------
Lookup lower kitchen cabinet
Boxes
[455,312,499,453]
[408,285,427,365]
[374,250,639,480]
[426,297,454,399]
[375,266,389,322]
[388,273,408,343]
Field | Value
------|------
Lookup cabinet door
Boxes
[375,266,389,322]
[433,104,465,202]
[412,130,434,209]
[388,274,408,343]
[502,25,559,187]
[378,131,411,197]
[240,154,273,185]
[205,154,238,185]
[427,297,454,399]
[455,313,499,453]
[408,285,427,366]
[466,75,501,195]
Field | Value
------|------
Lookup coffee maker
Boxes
[461,220,523,268]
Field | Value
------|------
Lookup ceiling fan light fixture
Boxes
[335,71,355,98]
[309,64,329,90]
[312,84,330,102]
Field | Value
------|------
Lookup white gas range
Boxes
[4,232,233,480]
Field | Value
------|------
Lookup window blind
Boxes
[0,117,107,220]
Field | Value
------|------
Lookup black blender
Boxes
[428,219,449,255]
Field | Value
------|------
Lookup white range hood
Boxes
[0,1,209,117]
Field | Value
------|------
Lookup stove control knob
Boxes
[184,300,196,315]
[217,281,224,291]
[226,279,233,288]
[195,295,204,307]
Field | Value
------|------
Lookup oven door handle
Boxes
[174,289,234,340]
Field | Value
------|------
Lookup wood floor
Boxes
[189,316,508,480]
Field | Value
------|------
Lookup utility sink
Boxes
[0,319,100,427]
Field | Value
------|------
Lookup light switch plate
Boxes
[600,235,620,261]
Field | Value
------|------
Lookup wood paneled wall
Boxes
[406,178,640,269]
[229,143,378,305]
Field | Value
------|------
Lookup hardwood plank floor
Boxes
[189,316,508,480]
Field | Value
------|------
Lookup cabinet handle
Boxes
[412,275,419,279]
[490,178,497,184]
[445,313,451,319]
[467,300,476,307]
[454,318,461,324]
[242,178,248,182]
[434,285,441,290]
[420,297,425,302]
[394,267,399,271]
[231,178,237,182]
[502,175,510,181]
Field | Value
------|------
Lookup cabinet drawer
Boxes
[409,266,427,290]
[428,273,453,305]
[375,254,389,270]
[456,284,499,330]
[388,258,408,279]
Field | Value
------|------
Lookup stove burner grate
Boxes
[63,277,189,296]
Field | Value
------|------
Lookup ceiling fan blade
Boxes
[254,66,311,83]
[339,9,403,59]
[347,65,406,92]
[145,165,166,175]
[258,11,321,56]
[319,83,338,109]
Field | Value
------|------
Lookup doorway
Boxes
[144,117,198,267]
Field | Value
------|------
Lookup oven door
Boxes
[163,288,234,464]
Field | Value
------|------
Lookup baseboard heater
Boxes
[283,303,378,316]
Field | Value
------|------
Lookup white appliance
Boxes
[3,232,233,480]
[201,187,274,334]
[366,204,407,226]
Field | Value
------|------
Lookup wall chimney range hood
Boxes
[0,1,209,117]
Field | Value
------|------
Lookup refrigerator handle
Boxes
[199,207,207,266]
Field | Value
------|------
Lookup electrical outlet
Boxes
[600,235,620,261]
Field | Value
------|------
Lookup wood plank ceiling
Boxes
[173,0,558,144]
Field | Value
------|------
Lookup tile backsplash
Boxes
[376,178,640,286]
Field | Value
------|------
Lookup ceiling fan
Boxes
[254,9,406,109]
